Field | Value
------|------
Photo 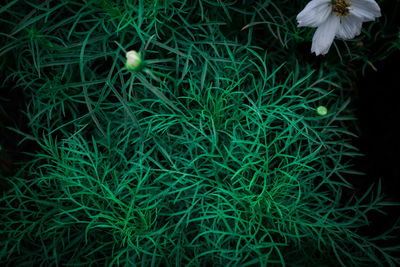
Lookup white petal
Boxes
[297,0,332,27]
[311,15,340,55]
[336,15,363,39]
[349,0,381,22]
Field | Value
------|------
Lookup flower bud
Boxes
[316,106,328,116]
[126,50,143,71]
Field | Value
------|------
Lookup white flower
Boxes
[297,0,381,55]
[126,50,143,71]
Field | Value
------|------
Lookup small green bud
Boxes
[316,106,328,116]
[126,50,143,71]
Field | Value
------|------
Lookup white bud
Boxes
[126,50,143,71]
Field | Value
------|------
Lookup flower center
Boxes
[332,0,351,17]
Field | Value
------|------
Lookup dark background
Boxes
[353,49,400,248]
[356,50,400,201]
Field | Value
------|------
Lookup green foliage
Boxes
[1,0,399,266]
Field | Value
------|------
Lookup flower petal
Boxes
[349,0,381,22]
[311,14,340,55]
[297,0,332,27]
[336,15,362,39]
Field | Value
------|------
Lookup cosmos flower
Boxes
[297,0,381,55]
[126,50,143,71]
